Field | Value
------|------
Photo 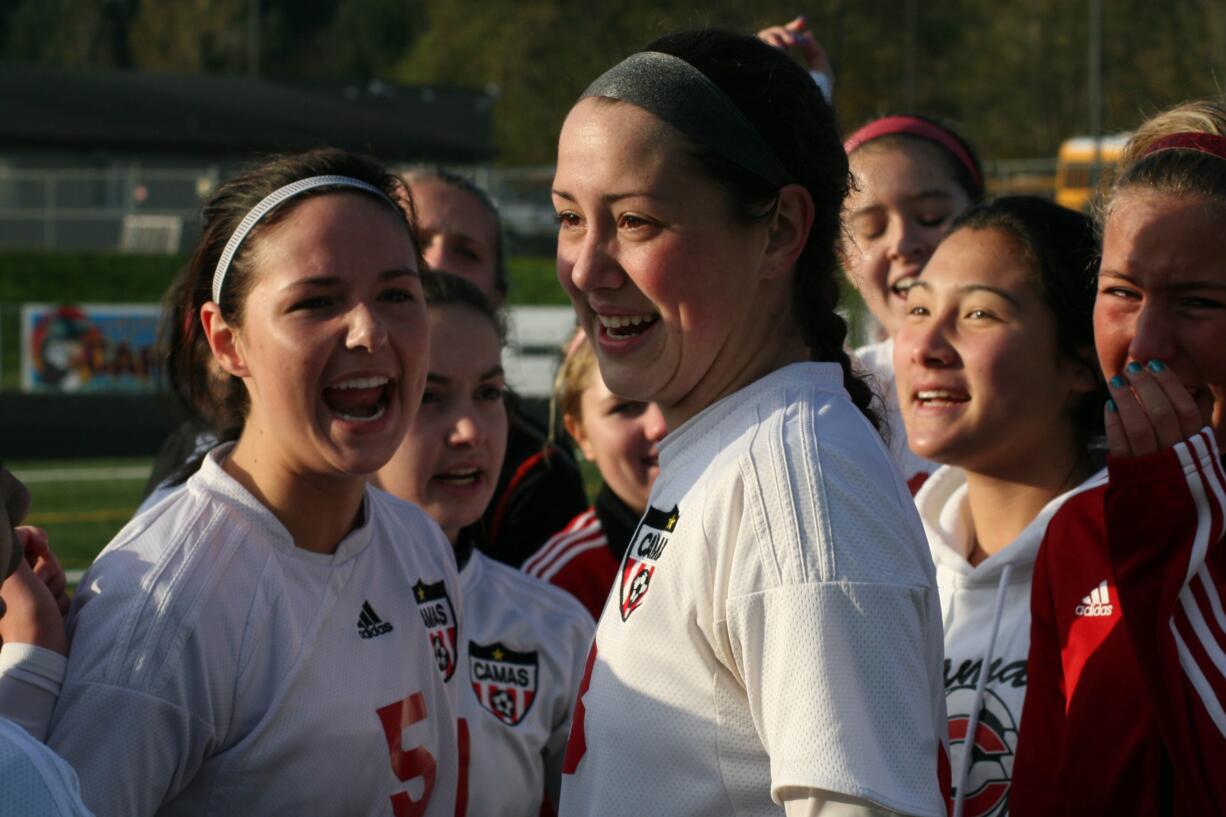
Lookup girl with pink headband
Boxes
[1012,98,1226,815]
[755,21,984,492]
[842,113,985,492]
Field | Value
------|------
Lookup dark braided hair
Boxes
[642,29,879,428]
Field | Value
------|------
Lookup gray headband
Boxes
[211,175,398,306]
[581,51,789,188]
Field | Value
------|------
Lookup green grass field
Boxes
[9,458,152,571]
[9,454,602,574]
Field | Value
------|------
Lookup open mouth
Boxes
[323,376,393,423]
[434,467,482,488]
[915,389,970,407]
[891,275,919,300]
[598,312,660,340]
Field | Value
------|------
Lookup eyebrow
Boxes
[283,267,418,291]
[1100,269,1226,292]
[849,191,955,218]
[907,280,1022,305]
[551,189,668,204]
[425,365,505,385]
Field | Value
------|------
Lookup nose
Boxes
[885,216,929,265]
[1127,302,1177,366]
[448,409,486,449]
[641,403,668,443]
[420,235,446,272]
[904,315,958,369]
[564,227,623,294]
[345,302,388,352]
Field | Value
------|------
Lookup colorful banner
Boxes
[21,304,163,393]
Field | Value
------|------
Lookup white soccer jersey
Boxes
[854,339,936,488]
[558,363,949,817]
[916,464,1105,817]
[457,551,594,816]
[0,643,66,741]
[0,716,93,817]
[46,444,462,817]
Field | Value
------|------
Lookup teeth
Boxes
[892,276,918,295]
[438,469,479,485]
[916,390,968,405]
[597,313,658,329]
[335,404,387,423]
[331,376,390,390]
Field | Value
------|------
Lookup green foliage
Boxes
[506,256,566,305]
[2,3,1225,164]
[0,252,184,303]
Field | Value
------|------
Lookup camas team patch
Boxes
[413,579,458,681]
[469,641,538,726]
[619,504,680,621]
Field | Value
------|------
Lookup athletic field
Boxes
[8,457,152,579]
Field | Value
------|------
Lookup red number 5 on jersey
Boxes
[377,692,437,817]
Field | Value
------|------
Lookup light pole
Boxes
[1088,0,1103,188]
[247,0,260,77]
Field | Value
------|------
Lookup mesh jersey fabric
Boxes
[46,444,462,817]
[0,716,93,817]
[558,363,949,817]
[457,551,594,816]
[0,643,67,741]
[915,464,1106,816]
[853,339,936,491]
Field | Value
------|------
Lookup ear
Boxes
[761,183,816,281]
[200,302,249,379]
[562,411,595,462]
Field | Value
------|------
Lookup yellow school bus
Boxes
[1055,134,1131,212]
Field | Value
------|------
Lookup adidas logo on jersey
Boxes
[358,601,394,639]
[1074,580,1114,617]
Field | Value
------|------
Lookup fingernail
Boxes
[1148,359,1166,372]
[1126,361,1143,374]
[1110,375,1127,389]
[1106,398,1117,413]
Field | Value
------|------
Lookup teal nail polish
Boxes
[1110,375,1126,388]
[1126,361,1143,374]
[1106,398,1117,413]
[1148,359,1166,372]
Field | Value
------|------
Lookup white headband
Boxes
[211,175,397,305]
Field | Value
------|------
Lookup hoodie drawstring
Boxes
[952,564,1013,817]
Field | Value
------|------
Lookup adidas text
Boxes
[1075,581,1114,617]
[358,601,394,639]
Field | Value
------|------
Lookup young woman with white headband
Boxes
[43,149,461,817]
[552,29,948,817]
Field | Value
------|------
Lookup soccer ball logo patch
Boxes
[618,504,680,621]
[946,686,1018,817]
[469,641,538,726]
[413,579,458,681]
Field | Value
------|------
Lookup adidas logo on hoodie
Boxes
[1074,580,1114,617]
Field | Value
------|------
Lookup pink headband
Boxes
[844,115,983,191]
[1141,132,1226,162]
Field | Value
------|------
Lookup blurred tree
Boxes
[128,0,246,73]
[3,0,135,68]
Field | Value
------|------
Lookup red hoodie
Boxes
[1013,428,1226,816]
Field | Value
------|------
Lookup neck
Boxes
[961,435,1089,566]
[663,279,807,429]
[223,432,366,555]
[450,525,475,571]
